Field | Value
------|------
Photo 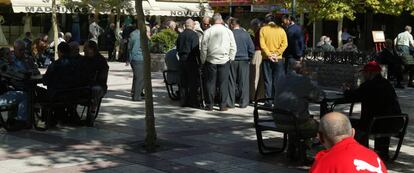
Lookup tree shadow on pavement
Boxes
[0,63,413,172]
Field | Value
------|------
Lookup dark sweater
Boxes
[82,53,109,91]
[43,55,84,96]
[344,75,401,131]
[284,23,305,60]
[233,29,255,61]
[176,29,199,62]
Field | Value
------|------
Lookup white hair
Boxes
[212,13,223,23]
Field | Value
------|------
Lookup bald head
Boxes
[319,112,354,148]
[185,19,195,30]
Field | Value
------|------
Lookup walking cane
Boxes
[196,56,206,109]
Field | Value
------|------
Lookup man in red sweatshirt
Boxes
[310,112,387,173]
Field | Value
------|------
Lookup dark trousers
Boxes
[204,61,230,109]
[227,61,235,108]
[228,60,250,108]
[405,64,414,85]
[284,55,300,74]
[261,60,283,102]
[357,132,391,159]
[388,63,403,84]
[131,60,144,101]
[179,60,199,107]
[107,44,115,61]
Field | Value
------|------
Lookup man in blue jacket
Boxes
[228,18,255,108]
[282,15,305,72]
[128,25,144,101]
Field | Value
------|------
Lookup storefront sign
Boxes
[170,10,205,17]
[12,0,214,17]
[24,6,89,13]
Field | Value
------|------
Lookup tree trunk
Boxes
[115,8,121,59]
[135,0,157,152]
[337,18,343,48]
[116,8,121,41]
[52,0,58,59]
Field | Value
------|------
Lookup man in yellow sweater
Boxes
[259,14,288,105]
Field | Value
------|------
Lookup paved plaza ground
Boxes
[0,62,413,173]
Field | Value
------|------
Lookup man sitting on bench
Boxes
[82,40,109,114]
[0,41,40,130]
[273,60,323,163]
[42,42,86,123]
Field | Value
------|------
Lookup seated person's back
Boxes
[344,61,401,130]
[273,60,322,162]
[274,61,323,122]
[82,40,109,92]
[43,42,84,98]
[344,61,401,161]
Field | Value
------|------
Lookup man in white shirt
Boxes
[49,32,66,48]
[89,18,103,44]
[394,25,414,55]
[201,13,237,111]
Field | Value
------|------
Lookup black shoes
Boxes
[219,107,229,111]
[395,84,405,89]
[7,119,32,131]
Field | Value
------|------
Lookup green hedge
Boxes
[150,29,178,53]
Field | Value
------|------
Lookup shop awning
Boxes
[0,0,10,5]
[10,0,214,17]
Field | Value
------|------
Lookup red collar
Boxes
[317,137,356,158]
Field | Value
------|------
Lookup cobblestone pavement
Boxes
[0,62,413,173]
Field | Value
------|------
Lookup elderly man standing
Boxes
[89,17,103,44]
[105,23,117,61]
[201,13,237,111]
[310,112,387,173]
[395,25,414,55]
[228,18,254,108]
[249,18,264,102]
[127,25,144,101]
[201,16,211,31]
[282,15,305,62]
[395,26,414,87]
[176,19,200,107]
[260,14,288,106]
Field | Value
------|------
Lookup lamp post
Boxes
[229,0,232,16]
[291,0,296,16]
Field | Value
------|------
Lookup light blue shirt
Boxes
[128,29,143,62]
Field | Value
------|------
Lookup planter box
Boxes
[150,53,166,72]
